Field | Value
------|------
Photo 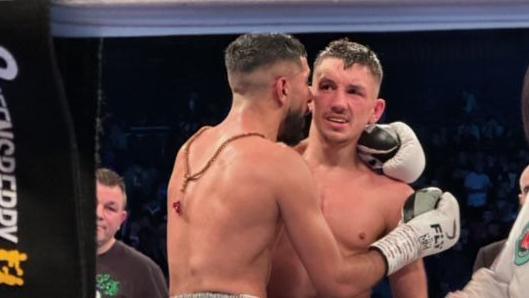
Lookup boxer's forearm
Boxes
[389,259,427,298]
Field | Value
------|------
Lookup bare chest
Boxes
[318,180,392,251]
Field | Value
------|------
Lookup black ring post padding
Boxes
[0,0,95,297]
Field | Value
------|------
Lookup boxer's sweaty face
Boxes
[312,58,380,144]
[96,183,127,248]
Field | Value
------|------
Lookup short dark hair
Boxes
[523,64,529,144]
[314,38,383,83]
[224,33,307,75]
[96,168,127,208]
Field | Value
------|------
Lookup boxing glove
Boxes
[370,187,460,275]
[357,122,425,184]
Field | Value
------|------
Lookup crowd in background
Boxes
[99,86,528,297]
[89,30,529,298]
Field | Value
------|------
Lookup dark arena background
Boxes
[4,0,529,297]
[54,29,529,298]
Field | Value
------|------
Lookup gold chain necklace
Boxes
[173,127,265,215]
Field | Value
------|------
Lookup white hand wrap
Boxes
[371,189,460,275]
[370,224,421,275]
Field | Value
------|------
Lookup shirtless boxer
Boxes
[446,65,529,298]
[268,39,428,298]
[167,33,460,298]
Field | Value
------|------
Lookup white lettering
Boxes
[0,84,17,244]
[0,47,18,81]
[0,209,16,227]
[0,107,11,123]
[0,156,14,173]
[0,139,14,156]
[0,225,17,243]
[0,174,16,192]
[0,190,16,209]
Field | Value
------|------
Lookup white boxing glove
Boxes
[357,121,425,184]
[370,187,460,275]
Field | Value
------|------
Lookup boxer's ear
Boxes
[274,76,289,107]
[369,98,385,124]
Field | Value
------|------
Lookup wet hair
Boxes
[314,38,383,83]
[224,33,307,75]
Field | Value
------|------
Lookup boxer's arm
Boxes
[274,148,386,297]
[386,184,427,298]
[274,149,459,296]
[389,260,427,298]
[371,187,461,275]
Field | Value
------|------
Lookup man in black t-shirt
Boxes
[96,168,167,298]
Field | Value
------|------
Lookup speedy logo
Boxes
[514,222,529,266]
[0,45,18,245]
[0,249,27,286]
[0,45,23,288]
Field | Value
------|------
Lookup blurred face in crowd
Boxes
[96,182,127,254]
[310,58,385,145]
[519,165,529,206]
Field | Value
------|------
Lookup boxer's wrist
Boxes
[368,245,389,276]
[370,224,420,275]
[371,188,461,276]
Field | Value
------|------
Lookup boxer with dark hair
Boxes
[268,39,428,298]
[167,33,460,298]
